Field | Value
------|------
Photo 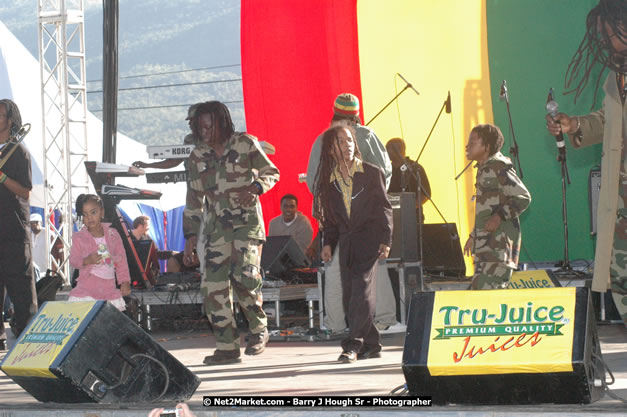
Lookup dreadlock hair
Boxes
[0,99,23,137]
[471,124,504,157]
[191,101,235,144]
[75,194,104,219]
[312,125,362,224]
[565,0,627,106]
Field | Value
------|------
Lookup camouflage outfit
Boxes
[612,154,627,322]
[183,132,279,350]
[470,152,531,290]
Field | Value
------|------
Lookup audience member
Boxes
[30,212,47,279]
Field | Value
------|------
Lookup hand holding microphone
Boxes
[545,88,570,159]
[545,112,578,136]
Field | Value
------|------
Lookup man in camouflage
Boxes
[463,124,531,290]
[183,101,280,365]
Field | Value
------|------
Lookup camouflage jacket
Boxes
[183,132,280,243]
[471,152,531,268]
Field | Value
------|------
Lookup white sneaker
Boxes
[378,322,406,334]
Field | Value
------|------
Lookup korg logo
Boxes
[173,147,191,155]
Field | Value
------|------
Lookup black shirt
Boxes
[388,160,431,204]
[0,142,32,243]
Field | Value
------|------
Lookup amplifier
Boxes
[146,144,195,159]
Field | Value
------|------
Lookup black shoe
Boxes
[245,328,269,356]
[357,345,382,360]
[338,350,357,363]
[0,340,6,351]
[203,349,241,365]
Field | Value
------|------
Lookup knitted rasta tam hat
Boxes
[333,93,360,117]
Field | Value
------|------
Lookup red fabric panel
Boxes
[240,0,362,239]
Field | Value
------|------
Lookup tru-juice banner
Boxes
[1,301,101,378]
[427,288,576,376]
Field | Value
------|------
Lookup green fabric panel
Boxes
[487,0,603,265]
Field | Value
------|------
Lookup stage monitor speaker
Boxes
[421,223,465,278]
[388,192,419,262]
[589,167,601,236]
[402,287,603,405]
[0,301,200,403]
[261,235,309,277]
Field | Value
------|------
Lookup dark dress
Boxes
[322,162,393,352]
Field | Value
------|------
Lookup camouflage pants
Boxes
[200,238,267,350]
[610,209,627,325]
[471,262,513,290]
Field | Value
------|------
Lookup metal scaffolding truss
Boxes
[38,0,89,281]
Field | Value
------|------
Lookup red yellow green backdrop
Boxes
[241,0,602,271]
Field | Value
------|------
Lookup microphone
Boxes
[500,80,508,101]
[397,73,420,96]
[445,91,451,114]
[545,88,566,158]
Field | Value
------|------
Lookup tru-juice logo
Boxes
[7,313,82,366]
[434,302,568,363]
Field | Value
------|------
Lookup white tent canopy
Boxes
[0,20,187,212]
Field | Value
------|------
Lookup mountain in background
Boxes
[0,0,244,147]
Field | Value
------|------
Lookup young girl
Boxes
[313,125,393,363]
[68,194,131,310]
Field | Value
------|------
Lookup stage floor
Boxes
[0,321,625,416]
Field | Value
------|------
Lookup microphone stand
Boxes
[501,89,524,179]
[556,148,572,271]
[546,90,573,273]
[414,92,450,225]
[364,74,419,127]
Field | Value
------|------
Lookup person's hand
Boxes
[484,213,502,233]
[320,245,332,262]
[463,236,474,257]
[84,252,102,266]
[183,236,198,267]
[148,403,196,417]
[377,244,390,259]
[176,403,196,417]
[120,282,131,296]
[545,113,577,136]
[147,408,163,417]
[235,184,259,207]
[305,244,317,261]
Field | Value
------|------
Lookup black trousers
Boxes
[339,259,379,352]
[0,240,37,340]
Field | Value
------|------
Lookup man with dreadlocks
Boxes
[306,93,400,336]
[314,125,393,363]
[0,99,37,350]
[183,101,280,364]
[546,0,627,325]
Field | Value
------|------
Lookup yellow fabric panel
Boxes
[357,0,494,274]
